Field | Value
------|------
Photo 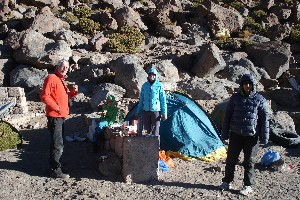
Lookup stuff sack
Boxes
[261,149,280,167]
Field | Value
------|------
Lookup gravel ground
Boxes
[1,113,300,200]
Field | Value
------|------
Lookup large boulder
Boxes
[4,30,25,50]
[89,83,126,110]
[290,2,300,23]
[29,6,69,34]
[153,59,180,83]
[0,58,16,86]
[10,65,48,92]
[266,23,291,41]
[156,24,182,38]
[109,55,147,99]
[200,0,244,36]
[13,30,72,69]
[113,6,148,31]
[269,111,296,133]
[267,88,300,108]
[18,0,60,7]
[91,11,118,30]
[178,76,238,100]
[245,41,291,79]
[52,29,89,48]
[192,43,226,78]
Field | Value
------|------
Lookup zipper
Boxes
[148,85,152,111]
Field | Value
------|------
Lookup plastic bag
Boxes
[261,150,281,167]
[158,160,170,172]
[159,150,175,168]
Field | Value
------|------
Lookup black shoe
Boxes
[50,172,70,179]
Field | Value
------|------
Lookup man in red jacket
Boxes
[40,59,78,178]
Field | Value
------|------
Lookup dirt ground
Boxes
[1,104,300,200]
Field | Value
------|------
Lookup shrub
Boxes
[230,1,245,10]
[244,17,266,34]
[238,30,252,38]
[62,12,79,23]
[106,26,145,53]
[191,0,204,8]
[284,0,293,6]
[215,28,231,42]
[290,25,300,43]
[74,5,92,18]
[0,121,21,151]
[252,10,267,20]
[78,18,100,35]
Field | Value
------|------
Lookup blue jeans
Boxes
[47,117,65,173]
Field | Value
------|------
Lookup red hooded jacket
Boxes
[40,72,78,118]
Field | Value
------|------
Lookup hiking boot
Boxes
[50,172,70,179]
[239,186,253,196]
[219,182,232,191]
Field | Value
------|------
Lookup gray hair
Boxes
[56,59,69,68]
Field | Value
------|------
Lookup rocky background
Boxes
[1,0,300,199]
[1,0,300,133]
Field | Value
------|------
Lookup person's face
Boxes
[106,99,113,106]
[57,62,69,76]
[242,81,253,94]
[148,73,155,81]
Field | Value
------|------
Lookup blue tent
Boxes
[125,92,225,158]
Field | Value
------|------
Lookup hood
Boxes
[148,67,158,82]
[105,95,116,107]
[239,74,257,96]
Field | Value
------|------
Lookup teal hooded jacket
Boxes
[137,68,167,115]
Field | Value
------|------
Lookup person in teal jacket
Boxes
[136,67,167,136]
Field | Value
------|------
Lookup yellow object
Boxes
[166,146,227,162]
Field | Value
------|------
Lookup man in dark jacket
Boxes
[219,74,269,196]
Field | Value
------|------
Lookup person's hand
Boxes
[162,114,167,121]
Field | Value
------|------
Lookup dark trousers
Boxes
[47,117,65,173]
[222,132,259,186]
[142,111,161,136]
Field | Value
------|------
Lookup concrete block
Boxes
[0,87,8,98]
[110,138,116,150]
[99,153,122,176]
[7,87,24,97]
[105,127,122,140]
[115,136,124,158]
[16,96,27,107]
[13,106,28,114]
[122,136,159,183]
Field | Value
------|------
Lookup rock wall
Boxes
[0,87,28,117]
